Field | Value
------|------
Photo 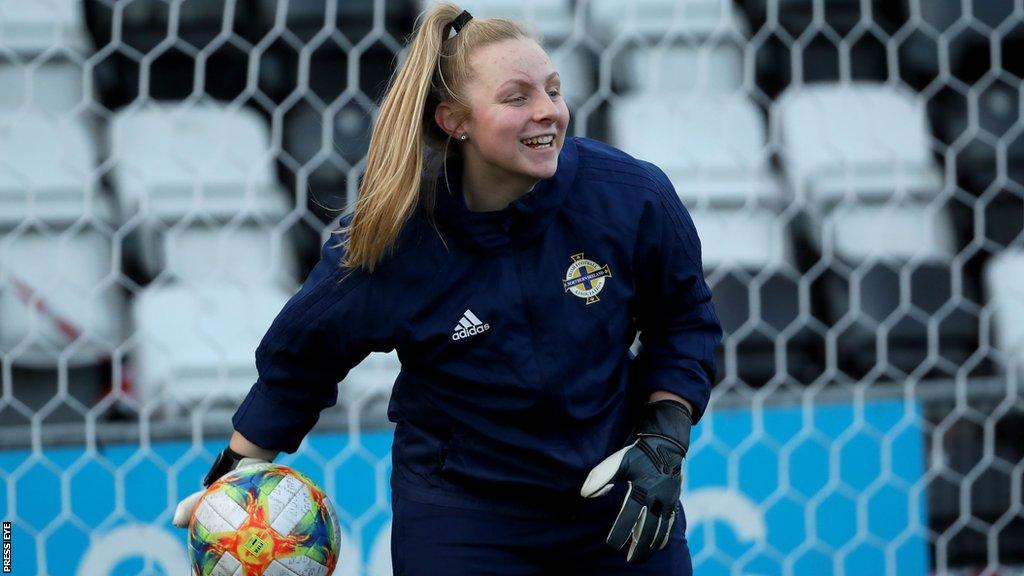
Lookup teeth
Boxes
[522,135,554,146]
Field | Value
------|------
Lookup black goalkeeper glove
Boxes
[580,399,692,563]
[171,446,270,528]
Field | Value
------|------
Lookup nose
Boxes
[533,94,559,124]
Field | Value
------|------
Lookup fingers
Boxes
[626,507,662,563]
[608,490,678,563]
[656,507,676,550]
[172,491,204,528]
[606,483,645,550]
[581,443,633,498]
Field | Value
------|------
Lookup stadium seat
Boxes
[589,0,747,94]
[589,0,744,40]
[0,111,109,227]
[0,228,124,368]
[821,202,976,375]
[692,207,813,386]
[130,283,291,414]
[776,83,942,206]
[691,209,789,269]
[109,102,291,278]
[0,109,122,368]
[828,203,957,262]
[0,60,86,113]
[611,93,776,207]
[777,83,977,377]
[611,92,811,385]
[418,0,575,41]
[619,43,743,94]
[0,0,90,55]
[160,223,299,287]
[984,250,1024,376]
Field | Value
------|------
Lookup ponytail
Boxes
[340,3,530,272]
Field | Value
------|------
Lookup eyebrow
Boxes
[497,72,561,91]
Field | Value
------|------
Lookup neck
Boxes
[461,159,538,213]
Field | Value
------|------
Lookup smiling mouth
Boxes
[521,134,555,149]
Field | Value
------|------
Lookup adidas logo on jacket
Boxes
[452,309,489,340]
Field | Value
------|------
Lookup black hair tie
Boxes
[451,10,473,34]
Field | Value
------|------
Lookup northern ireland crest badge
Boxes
[563,252,612,305]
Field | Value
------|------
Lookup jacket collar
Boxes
[430,137,579,252]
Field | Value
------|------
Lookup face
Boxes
[456,38,570,186]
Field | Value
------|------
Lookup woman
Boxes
[174,4,721,574]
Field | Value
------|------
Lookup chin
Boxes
[531,161,558,179]
[519,154,559,180]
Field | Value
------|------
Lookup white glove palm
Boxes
[172,457,268,528]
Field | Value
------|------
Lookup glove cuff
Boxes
[637,400,692,456]
[203,446,246,487]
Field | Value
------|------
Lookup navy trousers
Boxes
[390,490,693,576]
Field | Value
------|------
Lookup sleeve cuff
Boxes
[635,363,711,424]
[231,381,322,453]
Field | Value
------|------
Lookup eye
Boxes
[506,95,527,104]
[548,89,561,99]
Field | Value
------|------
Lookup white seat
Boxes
[588,0,746,41]
[109,102,290,275]
[0,111,110,228]
[0,229,124,367]
[418,0,575,41]
[690,208,793,270]
[591,0,747,94]
[0,0,91,55]
[161,224,299,287]
[0,61,86,113]
[824,202,956,262]
[776,83,942,205]
[619,44,743,94]
[130,283,292,411]
[984,251,1024,375]
[110,102,286,219]
[613,93,788,273]
[610,93,779,208]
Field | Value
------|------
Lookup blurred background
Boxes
[0,0,1022,574]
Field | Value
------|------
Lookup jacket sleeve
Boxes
[631,164,722,423]
[232,234,393,453]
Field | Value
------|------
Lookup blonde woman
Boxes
[175,4,721,574]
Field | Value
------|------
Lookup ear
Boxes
[435,101,465,139]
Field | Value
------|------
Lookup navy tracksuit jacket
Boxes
[232,137,722,520]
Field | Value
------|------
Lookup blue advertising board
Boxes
[0,398,927,575]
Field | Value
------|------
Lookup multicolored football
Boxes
[188,463,341,576]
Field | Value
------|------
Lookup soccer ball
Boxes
[188,463,341,576]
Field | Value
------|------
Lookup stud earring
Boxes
[460,134,468,141]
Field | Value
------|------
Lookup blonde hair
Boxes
[339,3,532,272]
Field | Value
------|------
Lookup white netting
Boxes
[0,0,1021,574]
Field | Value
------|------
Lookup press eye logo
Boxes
[2,521,11,574]
[563,252,612,305]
